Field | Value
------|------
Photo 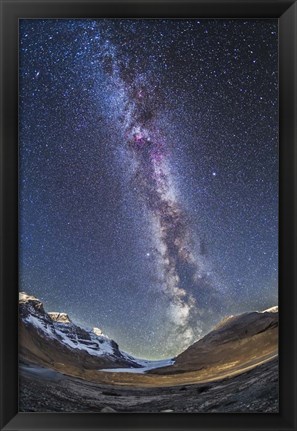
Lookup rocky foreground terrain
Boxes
[19,357,278,413]
[19,292,279,412]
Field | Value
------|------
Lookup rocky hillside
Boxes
[151,307,278,375]
[19,292,141,371]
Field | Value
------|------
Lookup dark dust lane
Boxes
[19,357,278,413]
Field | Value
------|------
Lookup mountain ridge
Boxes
[19,291,142,370]
[19,291,278,383]
[150,306,278,375]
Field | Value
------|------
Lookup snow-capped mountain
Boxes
[262,306,278,313]
[152,307,278,375]
[19,292,141,370]
[19,292,278,380]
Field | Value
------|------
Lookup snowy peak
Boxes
[19,291,45,313]
[93,327,104,336]
[262,306,278,313]
[19,291,40,303]
[19,292,141,370]
[48,312,72,324]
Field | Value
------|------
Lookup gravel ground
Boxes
[19,357,278,413]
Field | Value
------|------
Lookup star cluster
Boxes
[19,19,278,359]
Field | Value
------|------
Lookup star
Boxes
[19,18,278,358]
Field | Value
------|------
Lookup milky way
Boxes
[100,47,226,348]
[19,19,278,358]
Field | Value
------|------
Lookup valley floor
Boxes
[19,357,278,413]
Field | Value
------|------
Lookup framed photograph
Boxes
[1,0,296,430]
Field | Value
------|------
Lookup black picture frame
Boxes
[1,1,296,430]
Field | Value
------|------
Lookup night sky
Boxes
[19,19,278,359]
